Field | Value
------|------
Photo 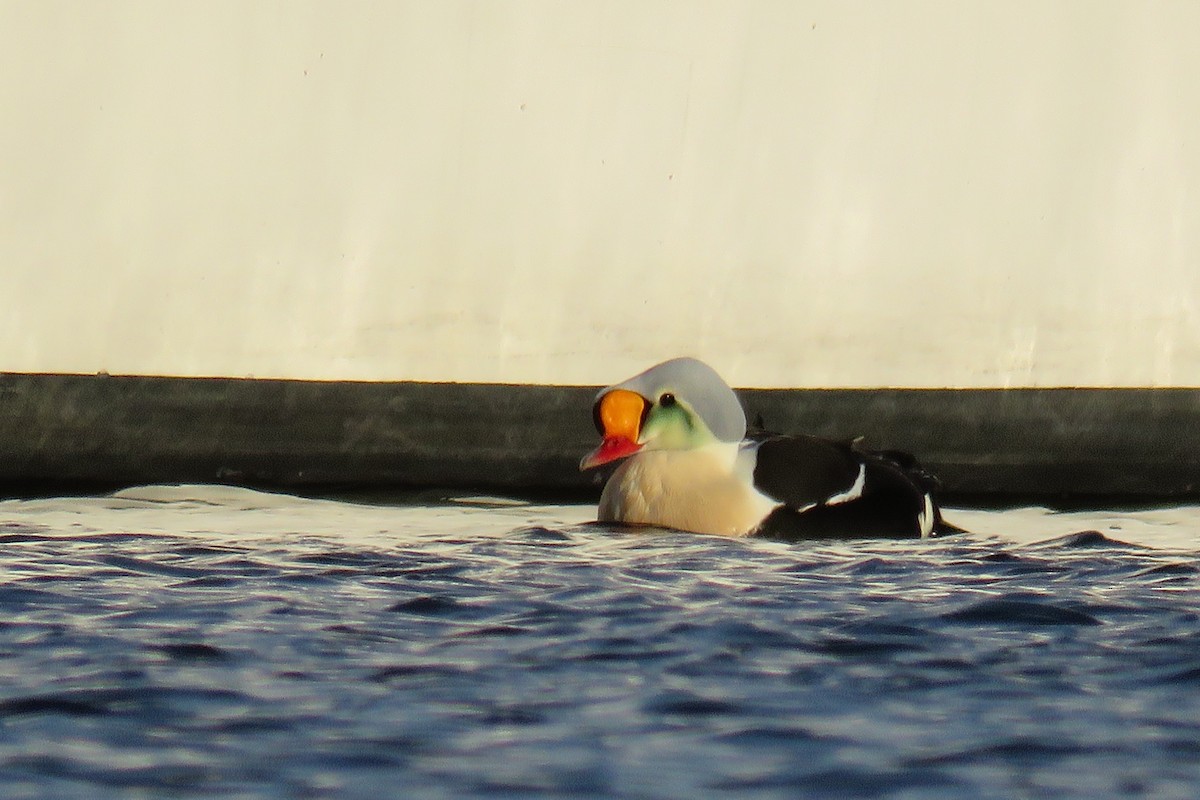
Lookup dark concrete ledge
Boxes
[2,373,1199,501]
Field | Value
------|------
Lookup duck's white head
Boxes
[580,357,747,470]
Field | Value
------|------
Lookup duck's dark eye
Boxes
[659,392,676,407]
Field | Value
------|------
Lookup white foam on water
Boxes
[1,486,1195,551]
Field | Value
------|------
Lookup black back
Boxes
[749,432,955,540]
[750,434,862,509]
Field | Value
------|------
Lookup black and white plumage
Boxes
[580,357,957,539]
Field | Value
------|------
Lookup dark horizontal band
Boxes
[2,373,1198,501]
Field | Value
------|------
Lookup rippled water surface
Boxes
[1,486,1198,799]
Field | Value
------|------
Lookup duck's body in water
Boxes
[581,357,959,540]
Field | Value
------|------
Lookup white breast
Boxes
[597,442,778,537]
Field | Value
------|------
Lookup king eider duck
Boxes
[580,357,957,539]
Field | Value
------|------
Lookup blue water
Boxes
[1,486,1198,799]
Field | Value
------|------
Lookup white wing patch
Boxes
[917,493,935,538]
[825,463,866,505]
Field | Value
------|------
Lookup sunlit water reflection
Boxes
[0,486,1197,799]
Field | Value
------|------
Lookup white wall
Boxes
[2,1,1198,387]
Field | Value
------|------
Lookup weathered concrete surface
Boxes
[3,374,1198,500]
